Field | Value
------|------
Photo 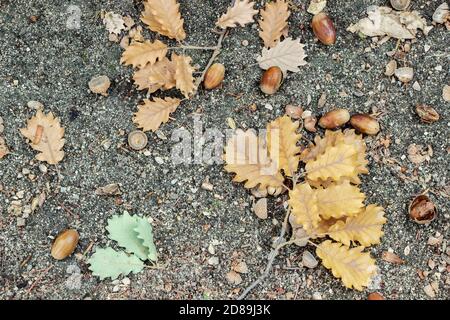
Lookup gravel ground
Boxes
[0,0,449,300]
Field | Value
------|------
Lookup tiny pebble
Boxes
[241,40,249,46]
[154,156,164,165]
[208,257,219,265]
[27,100,43,110]
[39,164,48,173]
[17,217,26,227]
[122,277,131,286]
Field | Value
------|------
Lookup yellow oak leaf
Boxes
[316,240,377,291]
[141,0,186,40]
[120,40,167,68]
[288,183,320,233]
[20,110,65,165]
[224,129,284,190]
[173,53,196,98]
[132,57,175,93]
[266,115,301,177]
[216,0,258,29]
[258,0,290,48]
[133,97,181,132]
[327,204,386,247]
[316,181,365,219]
[302,129,368,185]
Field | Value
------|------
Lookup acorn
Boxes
[311,12,336,45]
[390,0,410,11]
[51,229,79,260]
[260,66,283,95]
[204,63,225,89]
[368,292,385,300]
[318,108,350,129]
[409,194,437,225]
[350,114,380,135]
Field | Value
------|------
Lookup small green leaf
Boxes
[88,247,144,280]
[134,217,158,262]
[106,211,149,260]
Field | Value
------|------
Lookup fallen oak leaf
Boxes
[141,0,186,41]
[133,97,181,132]
[132,57,175,93]
[173,53,196,98]
[20,110,65,165]
[216,0,258,29]
[258,0,290,48]
[120,39,168,69]
[103,11,126,35]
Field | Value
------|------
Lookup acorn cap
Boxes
[128,130,148,151]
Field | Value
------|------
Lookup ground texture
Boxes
[0,0,449,300]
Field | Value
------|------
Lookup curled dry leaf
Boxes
[432,3,449,24]
[95,183,121,196]
[381,251,404,264]
[103,12,126,35]
[133,97,181,132]
[415,104,439,124]
[141,0,186,40]
[216,0,257,29]
[384,60,397,76]
[285,105,303,119]
[173,53,196,98]
[257,37,307,74]
[88,75,111,96]
[120,40,167,69]
[347,6,431,39]
[20,110,65,165]
[409,194,437,224]
[443,85,450,102]
[258,0,290,48]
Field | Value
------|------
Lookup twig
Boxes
[237,208,293,300]
[168,45,218,50]
[27,265,53,293]
[194,29,228,89]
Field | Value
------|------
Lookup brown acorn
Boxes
[318,109,350,129]
[51,229,79,260]
[311,12,336,45]
[350,114,380,135]
[204,63,225,89]
[409,194,437,225]
[260,66,283,95]
[368,292,385,300]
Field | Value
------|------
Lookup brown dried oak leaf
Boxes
[133,56,176,93]
[258,0,290,48]
[173,53,196,98]
[141,0,186,41]
[216,0,258,29]
[133,97,181,132]
[20,110,65,164]
[120,40,168,68]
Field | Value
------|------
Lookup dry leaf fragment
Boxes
[433,3,450,24]
[253,198,268,219]
[216,0,257,29]
[307,0,327,15]
[88,75,111,96]
[327,205,386,247]
[443,85,450,102]
[0,137,9,159]
[20,110,65,164]
[95,183,122,196]
[103,12,126,35]
[120,40,168,68]
[173,53,196,98]
[133,97,181,132]
[266,115,301,176]
[347,6,431,39]
[226,271,242,285]
[381,251,404,264]
[316,240,377,291]
[257,37,307,74]
[407,144,432,164]
[223,129,284,190]
[258,0,290,48]
[141,0,186,40]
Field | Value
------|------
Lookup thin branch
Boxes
[168,45,218,50]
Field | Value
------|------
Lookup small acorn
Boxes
[311,12,336,45]
[368,292,385,300]
[204,63,225,89]
[318,108,350,129]
[260,66,283,95]
[51,229,79,260]
[350,114,380,135]
[409,194,437,225]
